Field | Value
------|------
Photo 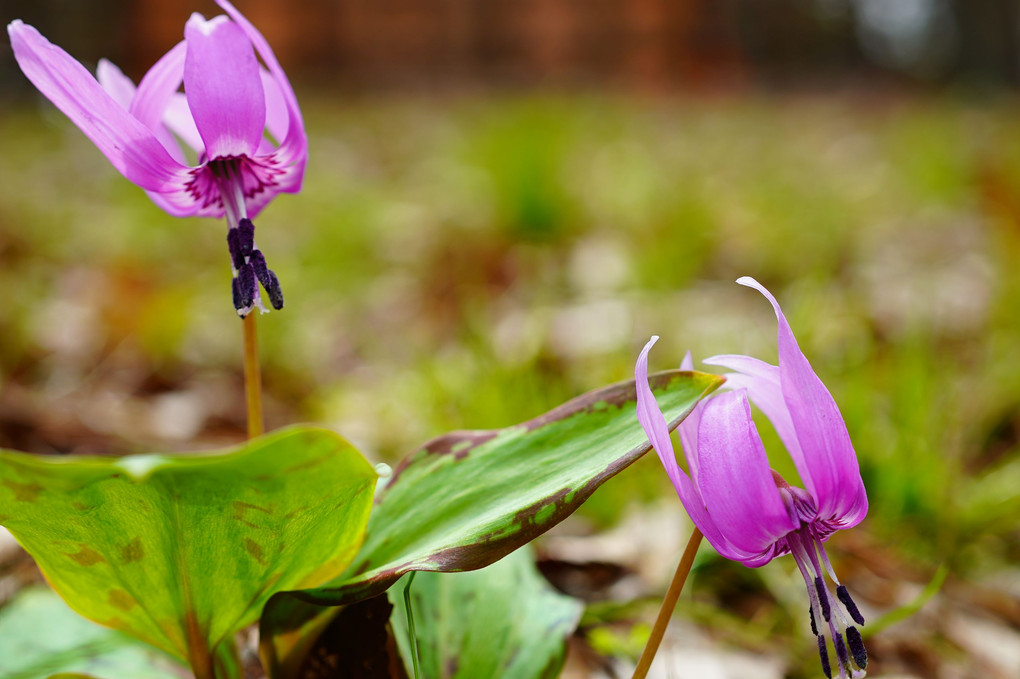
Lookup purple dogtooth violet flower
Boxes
[636,277,870,679]
[8,0,306,317]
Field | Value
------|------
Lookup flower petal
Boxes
[679,352,694,372]
[735,277,867,521]
[183,13,265,159]
[129,41,190,165]
[260,68,288,147]
[636,340,757,562]
[96,59,134,109]
[8,20,187,191]
[832,482,868,531]
[695,389,798,554]
[163,93,204,156]
[130,41,186,135]
[676,351,704,486]
[704,353,811,494]
[240,158,305,219]
[636,337,683,490]
[215,0,307,168]
[144,187,200,218]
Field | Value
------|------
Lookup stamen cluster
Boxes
[791,520,868,677]
[227,218,283,317]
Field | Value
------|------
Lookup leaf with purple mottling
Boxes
[261,370,721,675]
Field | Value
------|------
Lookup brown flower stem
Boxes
[188,649,215,679]
[184,611,216,679]
[632,527,703,679]
[243,313,264,439]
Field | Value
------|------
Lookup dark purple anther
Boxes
[231,277,243,311]
[809,605,818,636]
[833,631,849,670]
[845,626,868,669]
[226,228,245,270]
[249,250,271,286]
[817,635,832,679]
[238,262,256,309]
[814,576,831,622]
[248,250,284,309]
[837,585,865,625]
[264,270,284,310]
[236,218,255,257]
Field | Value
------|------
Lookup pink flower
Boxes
[636,277,869,678]
[8,0,306,316]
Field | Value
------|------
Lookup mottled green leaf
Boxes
[262,370,721,673]
[390,548,582,679]
[0,426,377,673]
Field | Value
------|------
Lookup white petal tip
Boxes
[735,276,782,311]
[186,13,226,36]
[640,335,660,356]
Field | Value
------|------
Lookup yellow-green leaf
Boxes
[0,426,377,670]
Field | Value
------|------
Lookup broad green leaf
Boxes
[0,587,187,679]
[0,426,377,673]
[390,548,583,679]
[262,370,721,672]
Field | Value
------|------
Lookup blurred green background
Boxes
[2,1,1020,678]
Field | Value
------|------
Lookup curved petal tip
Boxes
[636,336,659,386]
[736,276,780,306]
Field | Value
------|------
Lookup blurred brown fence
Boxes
[3,0,1020,94]
[125,0,745,90]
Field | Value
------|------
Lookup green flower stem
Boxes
[632,527,703,679]
[243,313,264,439]
[404,572,421,679]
